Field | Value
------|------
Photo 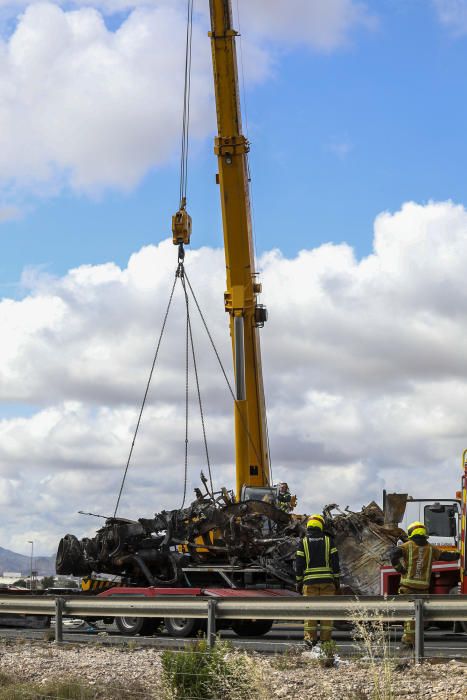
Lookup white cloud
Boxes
[0,2,215,193]
[0,1,373,196]
[0,204,21,221]
[1,200,467,553]
[238,0,375,51]
[433,0,467,35]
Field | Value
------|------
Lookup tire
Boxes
[164,617,202,638]
[115,616,159,636]
[56,534,88,575]
[230,620,273,637]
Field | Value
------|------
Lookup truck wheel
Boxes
[164,617,201,638]
[115,617,159,636]
[231,620,273,637]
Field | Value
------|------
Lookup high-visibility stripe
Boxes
[401,541,432,588]
[301,534,336,582]
[303,536,310,563]
[296,551,305,557]
[399,578,429,589]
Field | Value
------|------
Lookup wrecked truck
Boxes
[55,479,405,637]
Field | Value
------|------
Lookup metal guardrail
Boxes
[0,594,466,663]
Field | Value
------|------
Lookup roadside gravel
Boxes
[0,639,465,699]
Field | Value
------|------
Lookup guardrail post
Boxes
[55,597,64,644]
[414,599,424,664]
[207,599,217,648]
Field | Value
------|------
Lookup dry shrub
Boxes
[0,675,154,700]
[351,609,396,700]
[271,646,304,671]
[0,678,95,700]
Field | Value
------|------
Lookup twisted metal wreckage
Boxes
[56,476,405,595]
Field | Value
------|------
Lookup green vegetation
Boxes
[319,640,338,668]
[11,580,28,588]
[161,639,266,700]
[41,575,55,589]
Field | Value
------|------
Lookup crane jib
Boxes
[209,0,270,496]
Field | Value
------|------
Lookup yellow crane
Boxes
[174,0,271,500]
[210,0,270,498]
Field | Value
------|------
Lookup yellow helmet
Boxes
[407,521,428,539]
[307,514,324,530]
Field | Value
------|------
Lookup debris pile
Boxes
[56,476,302,587]
[56,479,403,594]
[324,502,405,595]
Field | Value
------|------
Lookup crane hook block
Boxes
[172,207,192,246]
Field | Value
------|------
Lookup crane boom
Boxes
[208,0,270,497]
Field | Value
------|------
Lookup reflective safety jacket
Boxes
[390,539,459,591]
[295,529,340,586]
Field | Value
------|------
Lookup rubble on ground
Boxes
[0,640,465,700]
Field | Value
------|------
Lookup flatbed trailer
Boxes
[97,584,298,637]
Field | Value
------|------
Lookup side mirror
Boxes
[424,503,457,537]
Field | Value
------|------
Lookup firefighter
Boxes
[295,514,340,647]
[277,482,293,512]
[390,521,460,648]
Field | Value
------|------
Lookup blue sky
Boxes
[2,0,467,292]
[4,1,467,554]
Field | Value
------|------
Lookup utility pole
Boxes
[28,540,34,591]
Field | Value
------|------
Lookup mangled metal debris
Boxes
[56,477,405,595]
[323,501,406,595]
[56,475,303,587]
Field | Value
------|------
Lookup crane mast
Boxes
[208,0,270,497]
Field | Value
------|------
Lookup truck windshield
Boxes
[243,487,276,503]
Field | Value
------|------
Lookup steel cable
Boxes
[181,273,214,497]
[179,0,194,207]
[181,266,190,509]
[183,270,264,469]
[113,271,178,518]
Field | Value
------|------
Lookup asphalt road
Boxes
[0,622,466,659]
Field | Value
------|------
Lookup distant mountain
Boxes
[0,546,55,576]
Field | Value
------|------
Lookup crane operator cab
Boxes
[240,483,297,513]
